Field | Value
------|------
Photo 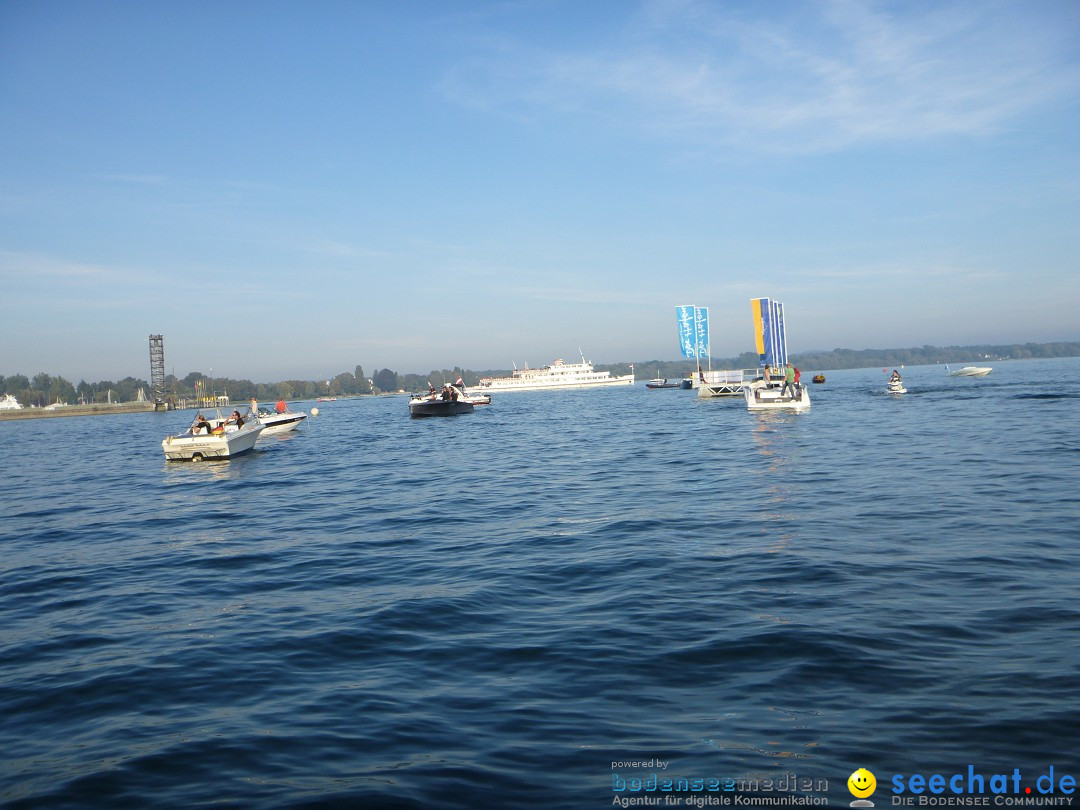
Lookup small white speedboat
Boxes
[463,391,491,405]
[254,408,308,434]
[947,365,992,377]
[162,413,264,461]
[743,381,810,412]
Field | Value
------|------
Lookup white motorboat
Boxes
[471,352,633,393]
[887,379,907,394]
[0,394,23,410]
[743,380,810,412]
[162,412,265,461]
[947,365,992,377]
[254,407,308,434]
[245,399,307,434]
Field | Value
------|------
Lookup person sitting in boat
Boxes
[890,369,902,382]
[276,398,288,413]
[781,363,796,398]
[192,414,212,435]
[225,409,245,428]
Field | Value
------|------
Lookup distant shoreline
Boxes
[0,394,399,422]
[0,402,158,422]
[2,351,1076,421]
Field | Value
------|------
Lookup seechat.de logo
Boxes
[848,768,877,807]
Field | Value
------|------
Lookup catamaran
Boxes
[741,297,810,412]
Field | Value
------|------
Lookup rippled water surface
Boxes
[2,358,1079,808]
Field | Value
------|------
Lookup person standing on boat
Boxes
[763,366,771,386]
[793,366,802,387]
[781,363,796,398]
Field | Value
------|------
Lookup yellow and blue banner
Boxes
[751,297,787,368]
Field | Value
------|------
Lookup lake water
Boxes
[2,357,1079,809]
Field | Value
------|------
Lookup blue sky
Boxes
[2,0,1078,382]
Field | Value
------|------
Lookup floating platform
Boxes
[696,369,759,398]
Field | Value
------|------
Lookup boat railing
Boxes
[699,369,756,385]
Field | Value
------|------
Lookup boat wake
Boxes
[1011,392,1072,400]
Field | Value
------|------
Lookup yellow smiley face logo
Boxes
[848,768,877,798]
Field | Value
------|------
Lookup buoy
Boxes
[311,407,319,417]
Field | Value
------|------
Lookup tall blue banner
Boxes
[694,307,709,358]
[676,306,696,358]
[760,300,772,366]
[753,298,787,368]
[771,301,786,368]
[752,297,790,368]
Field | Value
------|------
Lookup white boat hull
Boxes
[257,411,308,434]
[162,422,264,461]
[949,366,992,377]
[743,382,810,412]
[473,374,634,393]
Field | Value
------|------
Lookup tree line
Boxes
[784,341,1080,372]
[4,341,1077,405]
[1,365,485,406]
[0,373,140,408]
[609,341,1080,378]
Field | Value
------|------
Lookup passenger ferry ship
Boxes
[471,354,634,393]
